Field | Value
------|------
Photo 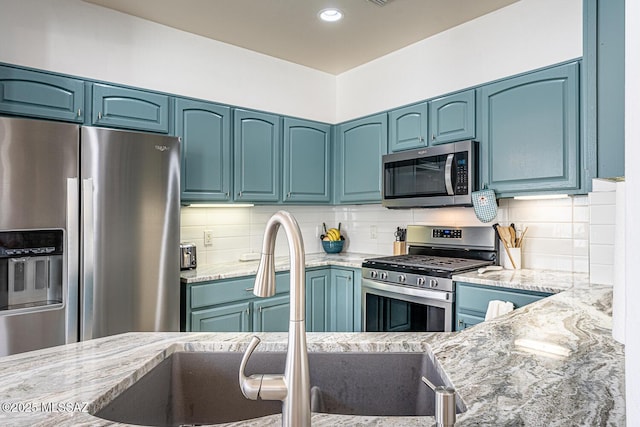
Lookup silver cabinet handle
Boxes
[245,287,254,292]
[432,134,436,141]
[238,191,242,198]
[77,109,82,117]
[97,112,102,120]
[225,192,229,198]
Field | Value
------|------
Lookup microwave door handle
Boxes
[444,153,455,196]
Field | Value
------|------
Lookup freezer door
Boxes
[0,117,80,356]
[80,127,180,340]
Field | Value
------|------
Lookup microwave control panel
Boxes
[454,154,469,195]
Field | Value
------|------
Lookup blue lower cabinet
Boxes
[91,83,170,133]
[191,301,251,332]
[253,295,290,332]
[455,282,551,331]
[183,272,290,332]
[330,268,359,332]
[305,267,361,333]
[0,65,84,122]
[480,62,580,196]
[306,269,330,332]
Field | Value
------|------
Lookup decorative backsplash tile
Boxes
[181,195,598,274]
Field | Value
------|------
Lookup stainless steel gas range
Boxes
[362,225,499,332]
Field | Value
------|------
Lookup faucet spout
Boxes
[238,211,311,427]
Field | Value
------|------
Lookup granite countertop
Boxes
[180,252,378,284]
[0,269,625,426]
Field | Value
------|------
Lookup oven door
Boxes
[362,278,454,332]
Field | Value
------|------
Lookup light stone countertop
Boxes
[180,252,378,284]
[0,266,625,426]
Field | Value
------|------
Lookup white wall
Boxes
[625,0,639,423]
[0,0,336,123]
[183,196,590,273]
[335,0,583,122]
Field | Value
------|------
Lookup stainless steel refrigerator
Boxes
[0,117,180,356]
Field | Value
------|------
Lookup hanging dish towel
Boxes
[472,188,498,223]
[485,300,515,321]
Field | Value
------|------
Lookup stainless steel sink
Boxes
[94,351,464,426]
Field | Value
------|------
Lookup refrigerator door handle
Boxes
[81,178,95,341]
[66,178,80,344]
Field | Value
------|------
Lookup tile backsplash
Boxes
[181,195,598,274]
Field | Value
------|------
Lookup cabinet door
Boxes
[283,118,331,203]
[233,109,281,202]
[176,99,231,202]
[0,65,84,122]
[388,102,428,152]
[191,301,251,332]
[480,62,580,196]
[305,269,330,332]
[335,113,387,203]
[330,268,355,332]
[253,294,290,332]
[91,83,170,133]
[455,282,550,331]
[429,90,475,145]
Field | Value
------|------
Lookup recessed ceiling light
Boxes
[318,8,343,22]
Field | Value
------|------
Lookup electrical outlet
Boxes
[370,225,377,240]
[204,230,214,246]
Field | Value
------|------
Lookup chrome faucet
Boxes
[239,211,311,427]
[421,376,456,427]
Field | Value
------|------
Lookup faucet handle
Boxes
[239,336,263,400]
[421,376,456,427]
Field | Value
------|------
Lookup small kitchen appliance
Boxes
[382,140,479,208]
[180,243,197,270]
[362,225,499,332]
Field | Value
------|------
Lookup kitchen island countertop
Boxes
[0,268,625,426]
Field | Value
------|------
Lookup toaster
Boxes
[180,243,197,270]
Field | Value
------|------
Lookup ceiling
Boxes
[83,0,519,75]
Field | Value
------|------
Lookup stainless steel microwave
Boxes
[382,140,479,208]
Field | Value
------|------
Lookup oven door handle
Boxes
[362,279,453,302]
[444,153,455,196]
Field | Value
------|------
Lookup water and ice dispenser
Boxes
[0,230,64,311]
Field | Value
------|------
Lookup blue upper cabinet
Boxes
[175,99,231,202]
[233,109,281,202]
[480,62,580,196]
[0,65,84,123]
[283,118,331,203]
[388,102,428,152]
[335,113,388,203]
[429,90,475,145]
[91,83,170,133]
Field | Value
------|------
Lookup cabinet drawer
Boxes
[190,272,290,309]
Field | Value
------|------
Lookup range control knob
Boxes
[398,274,407,283]
[429,279,438,288]
[379,272,388,280]
[370,271,378,279]
[417,277,426,287]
